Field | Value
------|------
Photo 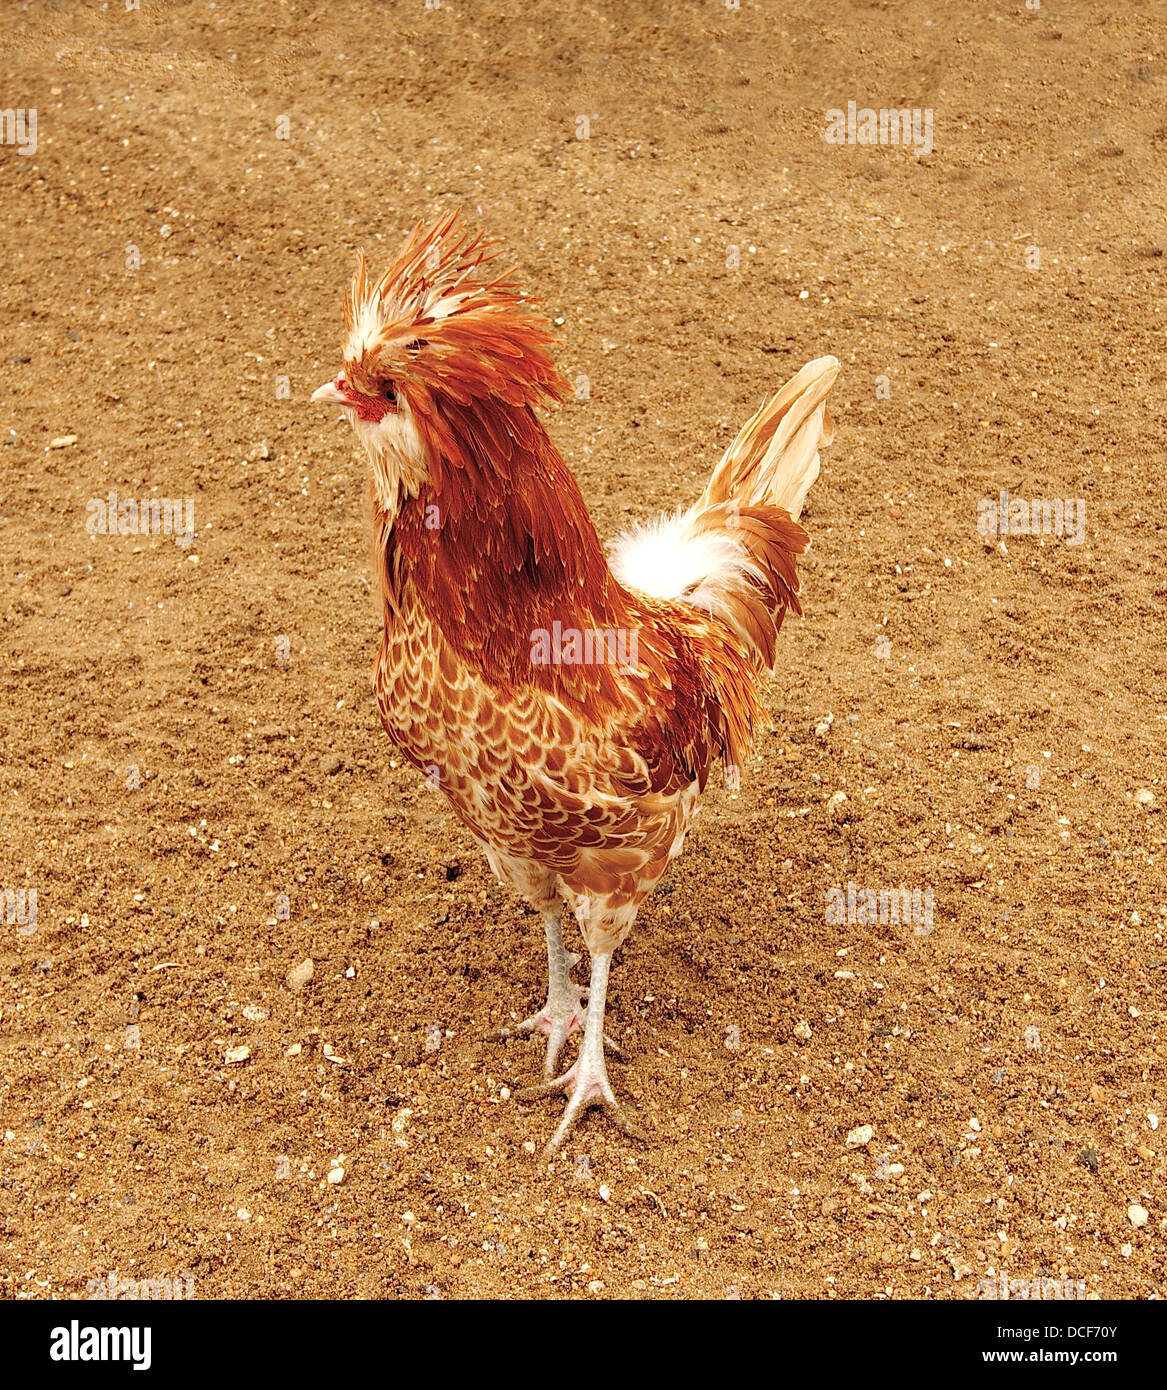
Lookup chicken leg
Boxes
[516,950,647,1156]
[491,913,586,1077]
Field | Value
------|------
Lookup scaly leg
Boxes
[490,913,585,1077]
[516,950,646,1155]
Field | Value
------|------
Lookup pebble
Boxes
[793,1020,813,1041]
[1134,789,1155,807]
[286,958,314,992]
[327,1164,345,1185]
[224,1045,250,1064]
[242,1005,268,1022]
[321,753,344,775]
[1150,1114,1159,1131]
[815,714,834,738]
[1128,1204,1149,1229]
[846,1124,874,1148]
[49,435,78,449]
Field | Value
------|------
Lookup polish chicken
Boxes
[312,213,837,1155]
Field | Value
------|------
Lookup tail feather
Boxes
[700,355,838,520]
[609,356,838,671]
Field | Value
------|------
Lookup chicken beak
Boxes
[311,376,350,406]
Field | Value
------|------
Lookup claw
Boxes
[516,1054,647,1156]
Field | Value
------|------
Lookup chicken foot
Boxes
[516,950,647,1156]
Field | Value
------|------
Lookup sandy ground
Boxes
[0,0,1164,1300]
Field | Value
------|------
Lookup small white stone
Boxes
[1149,1114,1159,1131]
[1134,789,1155,807]
[327,1165,345,1185]
[286,958,314,992]
[1128,1203,1150,1229]
[846,1124,874,1148]
[793,1020,813,1041]
[224,1045,250,1064]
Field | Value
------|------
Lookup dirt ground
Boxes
[1,0,1164,1302]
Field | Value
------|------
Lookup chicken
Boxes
[312,212,837,1155]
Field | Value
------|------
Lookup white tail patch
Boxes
[608,509,761,607]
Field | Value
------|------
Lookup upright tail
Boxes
[609,355,838,669]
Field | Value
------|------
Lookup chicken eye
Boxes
[380,381,397,402]
[404,339,427,353]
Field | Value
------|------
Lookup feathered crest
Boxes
[341,211,569,409]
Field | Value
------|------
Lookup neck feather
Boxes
[373,396,633,706]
